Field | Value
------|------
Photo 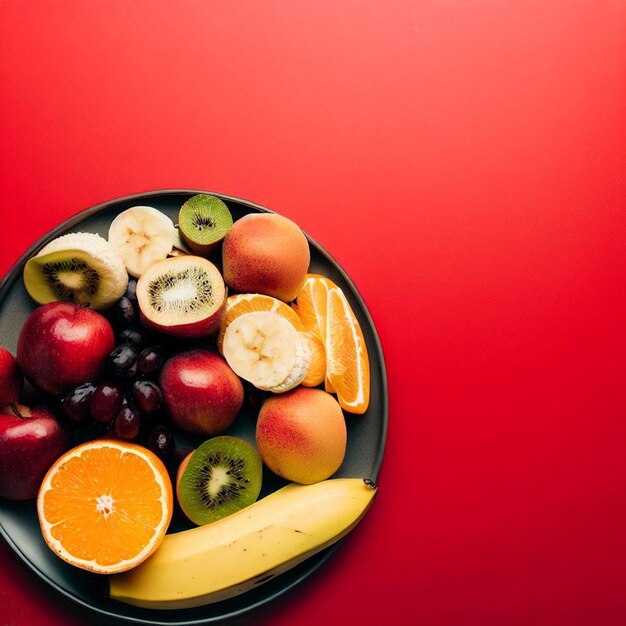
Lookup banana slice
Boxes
[170,227,192,256]
[222,311,311,393]
[23,232,128,310]
[108,206,176,278]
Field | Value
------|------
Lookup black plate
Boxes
[0,190,387,625]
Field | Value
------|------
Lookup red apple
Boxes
[0,404,69,500]
[160,350,244,436]
[0,348,22,407]
[17,302,115,395]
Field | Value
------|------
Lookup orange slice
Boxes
[292,275,335,388]
[325,287,370,414]
[292,275,370,412]
[217,293,303,354]
[300,331,326,387]
[37,440,173,574]
[291,274,334,345]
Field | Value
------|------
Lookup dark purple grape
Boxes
[90,382,124,423]
[117,328,146,348]
[147,424,174,461]
[115,404,141,439]
[108,344,138,378]
[137,346,164,378]
[114,296,136,326]
[125,278,138,302]
[63,383,96,422]
[132,380,163,415]
[244,382,266,410]
[125,362,138,379]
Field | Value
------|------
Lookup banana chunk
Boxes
[222,311,311,393]
[108,206,176,278]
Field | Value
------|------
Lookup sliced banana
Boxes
[222,311,311,393]
[23,232,128,310]
[171,226,192,256]
[108,206,176,278]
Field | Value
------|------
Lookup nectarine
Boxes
[256,387,346,484]
[222,213,310,302]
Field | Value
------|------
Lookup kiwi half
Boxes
[23,232,128,309]
[177,436,263,526]
[26,253,101,300]
[178,194,233,256]
[136,255,226,337]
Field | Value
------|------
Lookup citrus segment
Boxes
[290,274,334,344]
[37,440,173,574]
[292,275,370,412]
[217,293,303,354]
[300,331,326,387]
[325,287,370,414]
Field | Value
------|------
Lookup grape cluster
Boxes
[61,279,174,460]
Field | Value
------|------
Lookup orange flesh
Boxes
[325,288,370,413]
[300,331,326,387]
[39,443,171,571]
[292,275,370,413]
[291,274,333,344]
[217,293,303,353]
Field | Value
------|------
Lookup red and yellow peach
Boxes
[256,387,346,484]
[222,213,310,302]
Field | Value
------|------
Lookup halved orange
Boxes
[325,287,370,414]
[217,293,303,354]
[37,440,173,574]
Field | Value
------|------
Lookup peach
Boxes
[256,387,346,484]
[222,213,310,302]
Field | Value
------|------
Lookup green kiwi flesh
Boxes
[178,194,233,256]
[178,436,262,525]
[24,250,102,306]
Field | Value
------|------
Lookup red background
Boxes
[1,1,626,625]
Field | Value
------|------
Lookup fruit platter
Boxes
[0,190,387,624]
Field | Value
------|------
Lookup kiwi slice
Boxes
[177,436,263,526]
[178,194,233,256]
[23,232,128,309]
[136,255,226,337]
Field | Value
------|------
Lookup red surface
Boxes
[1,1,626,624]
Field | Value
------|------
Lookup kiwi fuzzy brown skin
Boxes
[179,195,233,258]
[180,235,221,258]
[175,436,263,526]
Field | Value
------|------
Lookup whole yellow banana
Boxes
[108,477,377,609]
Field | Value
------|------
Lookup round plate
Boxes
[0,190,387,625]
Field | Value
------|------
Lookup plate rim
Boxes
[0,189,388,625]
